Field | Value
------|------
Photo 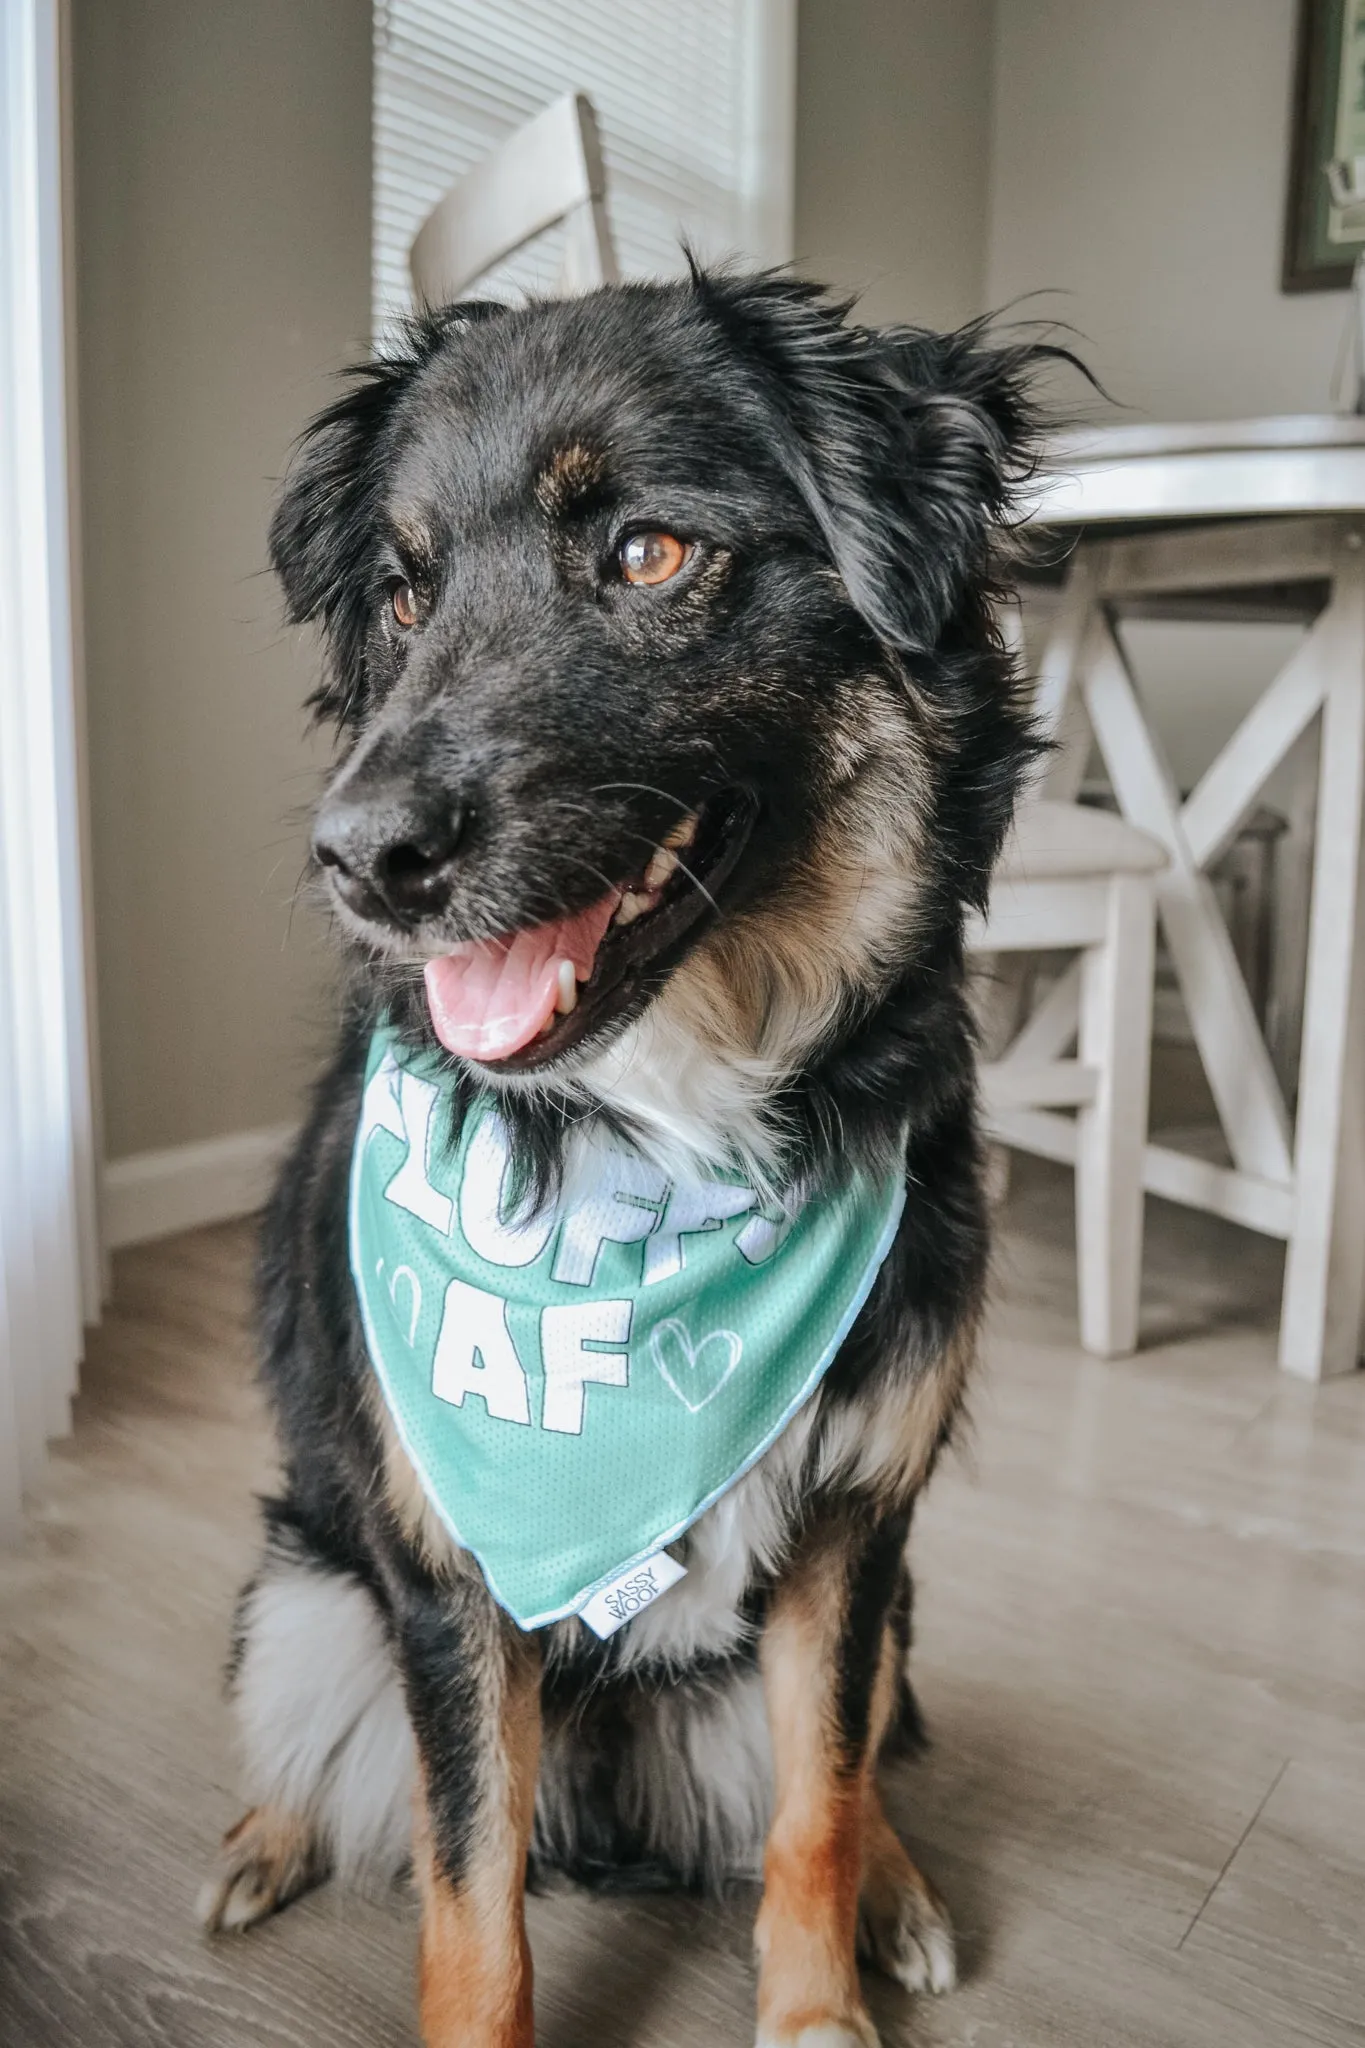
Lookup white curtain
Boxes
[0,0,100,1536]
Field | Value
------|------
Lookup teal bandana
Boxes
[350,1027,906,1633]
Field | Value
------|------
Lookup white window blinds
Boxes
[373,0,794,334]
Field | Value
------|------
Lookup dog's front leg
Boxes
[396,1577,542,2048]
[754,1513,907,2048]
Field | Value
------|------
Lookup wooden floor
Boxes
[1,1156,1363,2047]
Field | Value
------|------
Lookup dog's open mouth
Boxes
[422,789,756,1071]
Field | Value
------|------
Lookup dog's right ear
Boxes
[270,304,503,724]
[269,363,408,725]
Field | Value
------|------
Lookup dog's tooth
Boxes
[615,891,645,927]
[555,958,578,1014]
[663,813,698,851]
[644,846,678,889]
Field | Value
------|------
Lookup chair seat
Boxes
[995,800,1167,884]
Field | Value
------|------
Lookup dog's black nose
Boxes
[313,789,466,925]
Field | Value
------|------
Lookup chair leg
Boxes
[1074,875,1156,1356]
[971,953,1032,1210]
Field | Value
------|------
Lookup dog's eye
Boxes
[390,580,420,628]
[619,531,690,587]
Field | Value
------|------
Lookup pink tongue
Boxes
[423,892,619,1061]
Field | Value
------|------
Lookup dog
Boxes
[198,265,1051,2048]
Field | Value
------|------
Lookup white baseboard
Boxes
[102,1123,298,1250]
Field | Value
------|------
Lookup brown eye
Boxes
[391,580,419,627]
[620,531,689,586]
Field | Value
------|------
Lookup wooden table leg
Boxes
[1280,548,1365,1380]
[1020,528,1365,1377]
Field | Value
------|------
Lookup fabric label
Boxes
[579,1551,689,1638]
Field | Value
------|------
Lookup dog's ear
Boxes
[270,304,504,723]
[269,364,406,724]
[693,269,1060,659]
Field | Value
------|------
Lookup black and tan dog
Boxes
[199,268,1053,2048]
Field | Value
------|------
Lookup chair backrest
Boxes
[409,92,620,306]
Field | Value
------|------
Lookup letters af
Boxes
[360,1052,775,1438]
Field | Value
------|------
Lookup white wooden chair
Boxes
[410,92,619,306]
[970,800,1166,1357]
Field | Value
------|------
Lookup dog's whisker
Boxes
[588,779,698,819]
[668,857,721,919]
[282,856,320,945]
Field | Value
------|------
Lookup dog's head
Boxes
[273,271,1049,1174]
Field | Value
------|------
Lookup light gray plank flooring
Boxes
[1,1157,1362,2047]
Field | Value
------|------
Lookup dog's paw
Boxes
[197,1805,326,1934]
[858,1866,957,1996]
[756,2018,880,2048]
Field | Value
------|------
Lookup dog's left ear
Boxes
[695,270,1057,657]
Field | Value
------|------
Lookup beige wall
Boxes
[987,0,1349,420]
[74,0,371,1159]
[795,0,994,330]
[987,0,1344,781]
[798,0,1347,415]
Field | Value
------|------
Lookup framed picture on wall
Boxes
[1285,0,1365,288]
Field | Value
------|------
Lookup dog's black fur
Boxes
[205,268,1057,2031]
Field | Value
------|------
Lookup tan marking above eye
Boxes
[536,440,607,516]
[620,531,689,587]
[392,581,419,627]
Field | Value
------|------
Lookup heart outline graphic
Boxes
[650,1319,743,1413]
[376,1257,423,1347]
